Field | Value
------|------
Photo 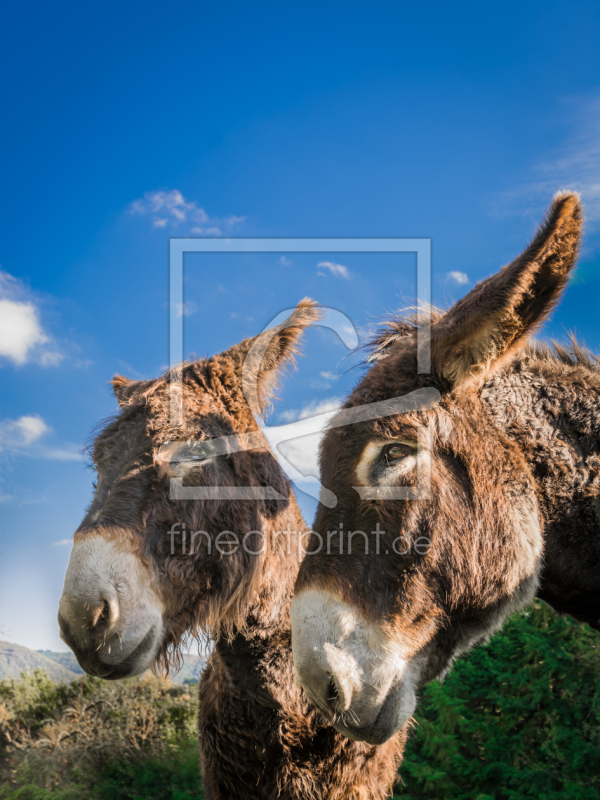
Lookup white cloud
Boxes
[0,415,50,447]
[445,271,469,285]
[278,397,342,424]
[0,271,67,367]
[52,539,72,547]
[317,261,351,279]
[129,189,246,235]
[0,415,82,461]
[492,96,600,227]
[320,371,338,380]
[278,256,293,267]
[0,298,48,364]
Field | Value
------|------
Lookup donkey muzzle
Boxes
[58,534,164,679]
[291,588,418,744]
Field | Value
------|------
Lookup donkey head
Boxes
[58,300,319,679]
[291,193,583,744]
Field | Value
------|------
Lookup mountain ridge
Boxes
[0,640,205,684]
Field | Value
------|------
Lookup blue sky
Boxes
[1,0,599,650]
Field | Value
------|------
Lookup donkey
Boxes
[291,192,599,746]
[57,300,406,800]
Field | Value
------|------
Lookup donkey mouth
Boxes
[316,684,413,745]
[299,680,401,745]
[64,624,159,680]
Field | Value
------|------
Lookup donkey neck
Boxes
[481,346,600,628]
[219,489,306,643]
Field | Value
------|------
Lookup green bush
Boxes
[0,670,202,799]
[396,601,600,799]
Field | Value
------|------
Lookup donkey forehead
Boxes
[93,399,238,464]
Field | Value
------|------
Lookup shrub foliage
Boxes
[397,601,600,799]
[0,601,598,798]
[0,671,201,799]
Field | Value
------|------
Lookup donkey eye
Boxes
[158,440,210,464]
[188,442,209,460]
[382,443,413,466]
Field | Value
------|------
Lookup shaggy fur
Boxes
[294,193,600,736]
[69,300,406,799]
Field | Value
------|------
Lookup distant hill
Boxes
[0,641,79,682]
[37,649,84,674]
[0,640,206,684]
[171,652,206,684]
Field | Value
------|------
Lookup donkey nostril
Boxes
[99,601,110,624]
[328,678,339,706]
[92,600,111,628]
[325,671,352,714]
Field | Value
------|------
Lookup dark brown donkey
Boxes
[58,300,405,800]
[292,192,599,745]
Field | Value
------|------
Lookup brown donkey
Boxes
[292,192,599,745]
[58,300,405,800]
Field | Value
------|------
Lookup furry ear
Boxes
[210,298,323,416]
[111,375,153,408]
[431,191,583,389]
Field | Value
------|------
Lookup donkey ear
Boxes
[432,191,583,389]
[213,298,322,416]
[111,375,153,408]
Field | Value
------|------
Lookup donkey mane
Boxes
[364,305,444,364]
[366,305,600,378]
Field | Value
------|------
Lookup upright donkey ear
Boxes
[211,298,323,416]
[111,375,154,408]
[432,191,583,389]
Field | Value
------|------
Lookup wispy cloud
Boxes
[317,261,352,279]
[0,272,65,367]
[492,96,600,228]
[175,301,197,317]
[129,189,246,236]
[115,359,148,380]
[278,397,342,424]
[445,271,469,285]
[0,415,82,461]
[52,539,72,547]
[278,256,293,267]
[320,370,339,380]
